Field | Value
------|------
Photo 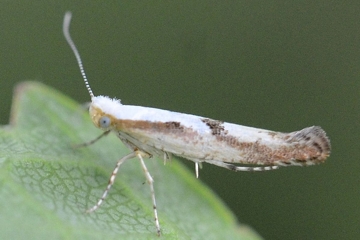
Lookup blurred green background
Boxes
[1,1,359,239]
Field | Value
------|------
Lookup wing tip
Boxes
[291,126,331,162]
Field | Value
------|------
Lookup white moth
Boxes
[63,12,330,236]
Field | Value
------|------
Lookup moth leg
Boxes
[137,152,161,236]
[195,162,199,178]
[86,151,136,213]
[204,160,279,171]
[74,130,111,148]
[194,162,203,178]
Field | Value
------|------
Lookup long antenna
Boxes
[63,12,95,99]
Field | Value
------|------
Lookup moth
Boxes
[63,12,330,236]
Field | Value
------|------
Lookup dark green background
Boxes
[1,1,359,239]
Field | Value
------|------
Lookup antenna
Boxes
[63,12,95,99]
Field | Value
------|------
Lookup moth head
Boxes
[89,96,121,131]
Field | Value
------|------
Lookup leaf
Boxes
[0,82,262,240]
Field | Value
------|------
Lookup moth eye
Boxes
[99,116,111,128]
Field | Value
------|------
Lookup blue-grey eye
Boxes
[99,116,111,128]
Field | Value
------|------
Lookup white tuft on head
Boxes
[92,96,123,115]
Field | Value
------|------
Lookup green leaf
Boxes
[0,82,262,240]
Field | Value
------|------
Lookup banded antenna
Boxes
[63,12,94,99]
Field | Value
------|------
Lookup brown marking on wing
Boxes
[114,119,204,145]
[117,120,186,133]
[164,121,183,130]
[201,118,227,135]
